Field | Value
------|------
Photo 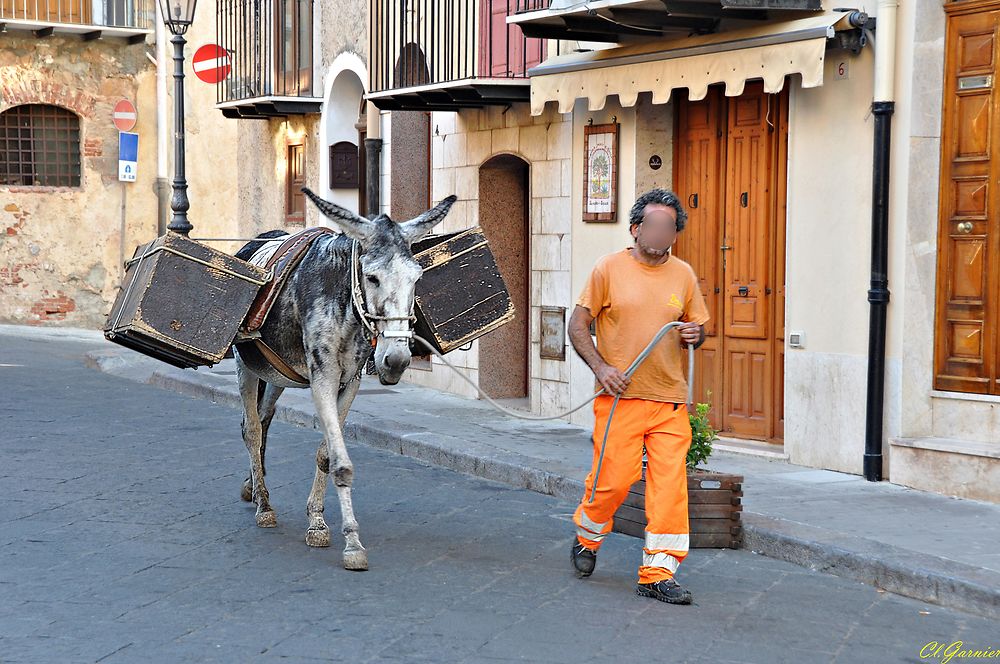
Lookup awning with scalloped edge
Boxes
[526,12,856,116]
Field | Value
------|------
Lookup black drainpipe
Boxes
[863,99,894,482]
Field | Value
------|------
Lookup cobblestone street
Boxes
[1,334,997,663]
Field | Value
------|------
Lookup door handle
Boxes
[740,192,749,208]
[720,244,732,251]
[738,286,749,297]
[688,193,699,209]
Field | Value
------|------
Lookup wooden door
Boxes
[674,82,788,442]
[935,5,1000,395]
[674,87,726,413]
[722,86,774,438]
[286,143,305,223]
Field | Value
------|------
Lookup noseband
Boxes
[350,239,416,342]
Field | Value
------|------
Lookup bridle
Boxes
[350,238,416,343]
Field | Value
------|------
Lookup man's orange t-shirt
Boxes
[576,247,710,403]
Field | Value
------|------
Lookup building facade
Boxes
[373,0,1000,503]
[0,0,240,327]
[8,0,999,504]
[216,0,370,236]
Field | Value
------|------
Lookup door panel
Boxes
[674,82,787,442]
[674,87,725,421]
[724,90,770,340]
[286,143,305,223]
[935,7,1000,394]
[721,83,774,438]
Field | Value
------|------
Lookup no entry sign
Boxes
[113,99,136,132]
[193,44,232,84]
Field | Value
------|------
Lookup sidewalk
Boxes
[5,324,998,620]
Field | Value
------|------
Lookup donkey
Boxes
[232,188,456,570]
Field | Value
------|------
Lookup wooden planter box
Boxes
[612,468,744,549]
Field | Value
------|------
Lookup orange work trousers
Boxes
[574,395,691,584]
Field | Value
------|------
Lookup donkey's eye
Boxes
[366,275,380,287]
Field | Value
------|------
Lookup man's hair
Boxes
[628,188,688,232]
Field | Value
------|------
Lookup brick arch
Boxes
[0,79,97,118]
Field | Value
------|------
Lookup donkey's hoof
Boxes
[256,510,277,528]
[343,546,368,571]
[305,527,331,548]
[240,477,253,502]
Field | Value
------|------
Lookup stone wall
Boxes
[399,103,575,417]
[0,1,241,328]
[0,33,156,327]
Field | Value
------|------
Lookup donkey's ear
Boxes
[302,187,373,243]
[399,195,457,243]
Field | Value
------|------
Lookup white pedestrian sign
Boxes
[118,132,138,182]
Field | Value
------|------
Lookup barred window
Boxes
[0,105,82,187]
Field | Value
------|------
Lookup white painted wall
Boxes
[319,56,366,212]
[782,47,881,474]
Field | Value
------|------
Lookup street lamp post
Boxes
[158,0,199,236]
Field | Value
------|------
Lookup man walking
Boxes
[567,188,709,605]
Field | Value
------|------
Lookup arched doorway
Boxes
[390,44,431,221]
[321,69,365,212]
[478,154,530,400]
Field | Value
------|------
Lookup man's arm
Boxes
[568,305,630,395]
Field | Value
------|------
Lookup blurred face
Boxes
[630,203,678,257]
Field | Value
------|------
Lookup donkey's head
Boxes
[302,188,457,385]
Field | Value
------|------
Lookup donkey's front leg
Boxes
[310,372,367,570]
[237,366,277,528]
[304,377,361,549]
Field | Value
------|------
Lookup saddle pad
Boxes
[242,227,337,333]
[248,239,284,269]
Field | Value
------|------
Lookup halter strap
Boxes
[350,239,416,341]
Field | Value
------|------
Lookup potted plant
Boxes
[612,402,745,549]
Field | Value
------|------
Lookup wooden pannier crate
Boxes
[411,226,514,354]
[104,232,270,369]
[612,469,744,549]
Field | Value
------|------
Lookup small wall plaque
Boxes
[540,306,567,361]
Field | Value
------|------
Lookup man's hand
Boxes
[595,362,630,395]
[678,322,703,347]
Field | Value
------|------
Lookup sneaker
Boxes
[571,539,597,578]
[636,578,693,605]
